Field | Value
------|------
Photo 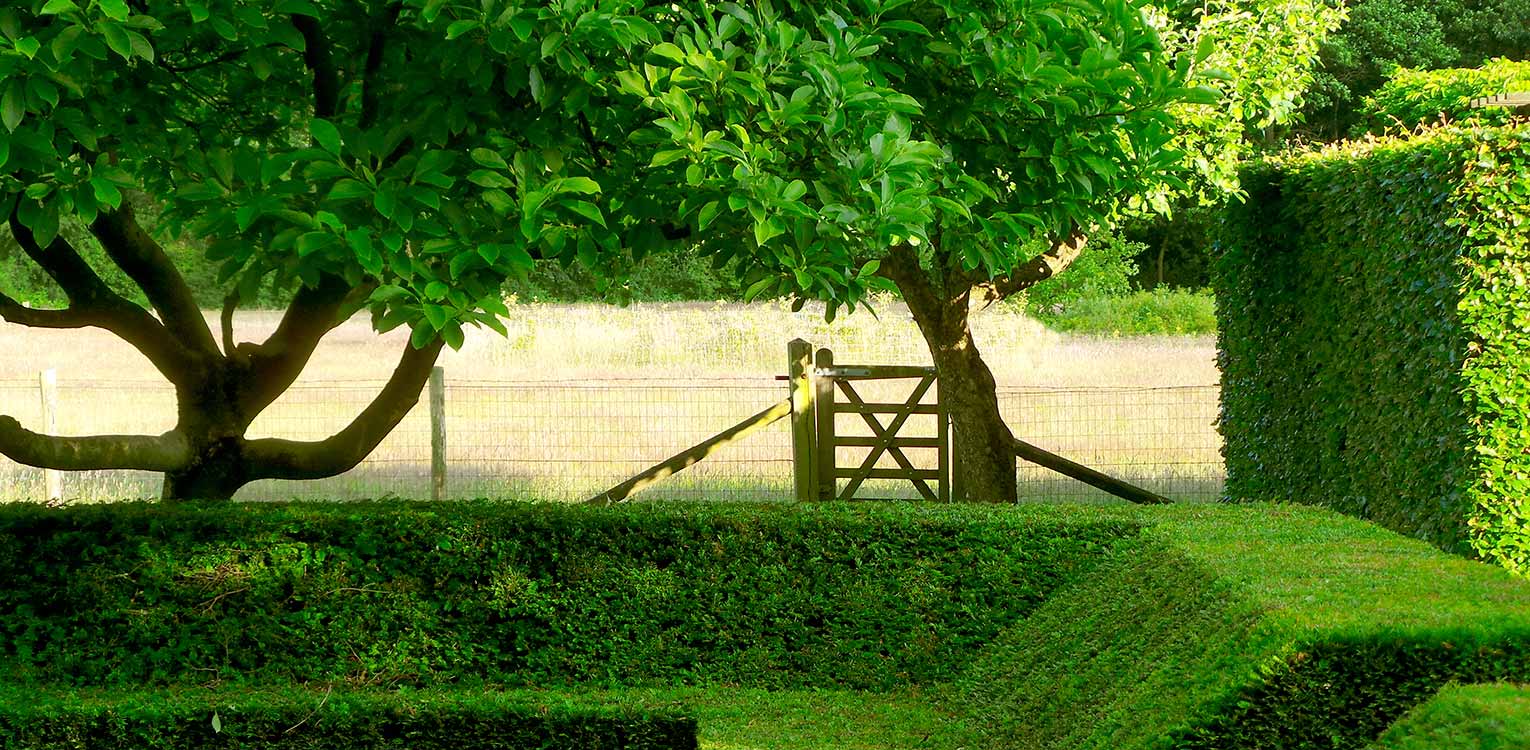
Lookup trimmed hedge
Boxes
[0,687,697,750]
[956,505,1530,749]
[1215,125,1530,575]
[1368,684,1530,749]
[0,501,1130,690]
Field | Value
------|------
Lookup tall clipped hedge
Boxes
[1216,125,1530,575]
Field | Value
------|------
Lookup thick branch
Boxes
[221,291,239,358]
[359,3,402,129]
[8,216,201,382]
[976,229,1088,305]
[239,275,368,418]
[0,291,93,329]
[0,416,190,472]
[90,207,220,356]
[291,14,340,118]
[244,337,445,480]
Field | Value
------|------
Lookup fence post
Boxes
[814,347,836,501]
[430,366,446,501]
[39,369,61,504]
[788,339,815,502]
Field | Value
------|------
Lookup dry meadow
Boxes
[0,299,1221,503]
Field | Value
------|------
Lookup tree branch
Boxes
[0,291,93,329]
[90,206,221,357]
[8,215,201,383]
[244,337,445,480]
[221,291,239,358]
[0,416,190,472]
[359,3,402,129]
[240,275,374,419]
[975,229,1088,306]
[291,14,340,118]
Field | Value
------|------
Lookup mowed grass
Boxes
[0,299,1222,503]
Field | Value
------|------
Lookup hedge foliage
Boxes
[1367,683,1530,750]
[0,501,1129,691]
[956,505,1530,750]
[0,687,697,750]
[1361,58,1530,135]
[1215,125,1530,575]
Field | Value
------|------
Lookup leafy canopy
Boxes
[0,0,1228,332]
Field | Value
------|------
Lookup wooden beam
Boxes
[788,339,816,503]
[833,402,941,415]
[1469,92,1530,109]
[586,398,792,505]
[816,365,937,380]
[832,468,943,480]
[1011,437,1171,505]
[814,348,837,501]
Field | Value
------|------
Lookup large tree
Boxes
[0,0,1336,502]
[623,0,1340,501]
[0,0,684,498]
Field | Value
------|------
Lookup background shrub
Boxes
[1215,125,1530,575]
[1360,58,1530,134]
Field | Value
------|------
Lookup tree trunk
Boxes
[162,439,249,500]
[883,247,1018,503]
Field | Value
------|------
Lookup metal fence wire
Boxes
[0,377,1223,504]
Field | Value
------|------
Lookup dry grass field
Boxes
[0,298,1222,503]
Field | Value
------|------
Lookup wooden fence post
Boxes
[430,366,446,501]
[814,347,836,501]
[788,339,816,502]
[39,369,61,504]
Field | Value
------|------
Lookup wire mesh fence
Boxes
[0,375,1224,504]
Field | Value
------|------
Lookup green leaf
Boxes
[467,170,513,189]
[90,176,121,209]
[126,29,153,61]
[98,0,130,21]
[650,42,685,64]
[326,179,371,202]
[211,712,221,735]
[782,180,807,201]
[310,118,342,155]
[100,22,131,60]
[0,135,9,171]
[296,231,338,257]
[528,66,545,104]
[697,200,721,230]
[470,148,508,169]
[13,36,39,59]
[445,19,479,39]
[1,81,23,132]
[411,321,438,348]
[441,321,464,349]
[561,199,605,227]
[40,0,79,14]
[649,149,689,168]
[554,176,600,194]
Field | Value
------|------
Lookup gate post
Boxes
[814,348,837,501]
[787,340,816,502]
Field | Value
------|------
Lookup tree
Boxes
[1301,0,1530,140]
[622,0,1340,501]
[0,0,1338,503]
[0,0,687,499]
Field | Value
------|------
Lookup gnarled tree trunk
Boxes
[0,205,444,501]
[881,234,1087,503]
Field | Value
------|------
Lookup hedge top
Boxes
[1139,505,1530,639]
[1367,683,1530,750]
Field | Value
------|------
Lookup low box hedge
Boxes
[956,505,1530,749]
[0,687,698,750]
[1367,683,1530,750]
[0,500,1131,690]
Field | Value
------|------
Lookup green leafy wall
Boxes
[1216,125,1530,576]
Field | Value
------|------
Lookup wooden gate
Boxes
[787,340,950,502]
